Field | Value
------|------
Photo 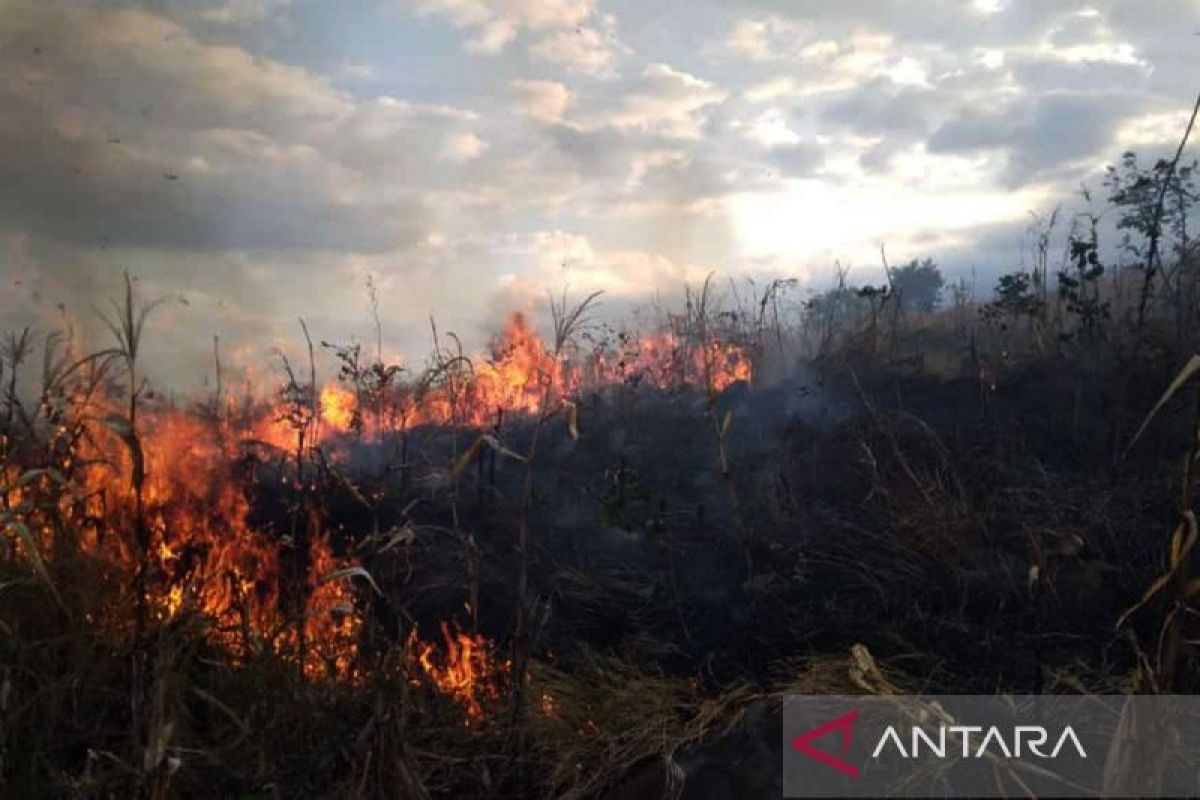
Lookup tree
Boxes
[1105,151,1197,264]
[1104,149,1199,340]
[1057,236,1109,342]
[982,270,1042,333]
[889,258,944,313]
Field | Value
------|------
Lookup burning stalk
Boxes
[1,329,33,432]
[691,274,753,578]
[1,327,114,609]
[427,320,486,639]
[271,319,324,672]
[507,289,602,778]
[96,273,162,642]
[96,272,176,796]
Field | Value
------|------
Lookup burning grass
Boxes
[0,287,763,797]
[7,126,1200,791]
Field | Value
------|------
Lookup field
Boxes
[4,136,1200,798]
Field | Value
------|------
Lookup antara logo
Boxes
[791,711,1087,778]
[791,710,863,778]
[871,724,1087,760]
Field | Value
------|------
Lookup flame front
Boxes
[408,312,753,428]
[8,311,752,714]
[469,312,560,418]
[65,400,362,678]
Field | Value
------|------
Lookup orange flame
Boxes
[469,312,560,419]
[320,383,357,434]
[15,310,752,707]
[394,312,751,428]
[414,621,503,721]
[64,399,361,678]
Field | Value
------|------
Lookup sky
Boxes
[0,0,1197,387]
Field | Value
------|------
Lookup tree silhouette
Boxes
[889,258,945,313]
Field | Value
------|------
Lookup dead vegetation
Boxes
[4,105,1200,797]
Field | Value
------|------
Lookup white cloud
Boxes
[4,0,1197,377]
[722,16,811,62]
[528,13,628,77]
[198,0,292,26]
[739,108,801,148]
[404,0,620,68]
[511,80,572,123]
[402,0,628,78]
[971,0,1004,13]
[488,230,710,308]
[465,19,517,54]
[1115,109,1197,151]
[579,63,729,139]
[744,76,800,104]
[724,26,939,100]
[441,132,488,161]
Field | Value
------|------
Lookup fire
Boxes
[414,621,503,721]
[61,397,362,677]
[592,329,752,393]
[388,312,752,428]
[320,383,356,433]
[468,312,561,419]
[5,309,753,713]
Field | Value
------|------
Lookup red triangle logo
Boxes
[790,709,862,778]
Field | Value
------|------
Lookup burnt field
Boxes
[6,242,1200,798]
[9,0,1200,795]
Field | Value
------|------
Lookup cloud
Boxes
[721,15,813,62]
[722,27,944,100]
[929,91,1143,185]
[527,13,629,77]
[5,0,1199,380]
[1008,55,1149,93]
[821,78,944,137]
[577,63,729,139]
[0,4,439,253]
[401,0,627,74]
[196,0,293,26]
[441,132,488,161]
[410,0,595,31]
[464,19,518,54]
[715,1,1186,194]
[738,108,801,147]
[719,0,1030,46]
[486,230,713,313]
[510,80,572,124]
[0,7,350,135]
[766,143,824,178]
